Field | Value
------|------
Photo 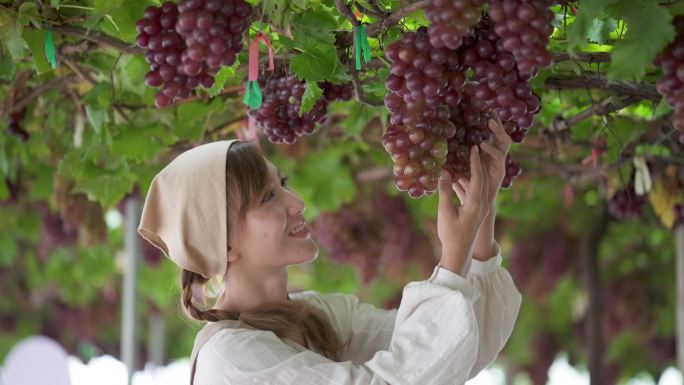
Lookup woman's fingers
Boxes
[480,141,505,165]
[438,170,455,216]
[467,145,484,199]
[487,110,512,152]
[453,178,467,204]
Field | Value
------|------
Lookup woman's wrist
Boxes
[472,204,497,261]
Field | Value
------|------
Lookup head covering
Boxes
[138,140,240,279]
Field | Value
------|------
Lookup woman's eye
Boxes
[264,176,289,203]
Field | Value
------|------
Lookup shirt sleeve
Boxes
[194,271,482,385]
[461,241,523,380]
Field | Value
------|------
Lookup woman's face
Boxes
[228,159,318,269]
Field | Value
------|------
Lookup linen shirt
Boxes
[193,246,522,385]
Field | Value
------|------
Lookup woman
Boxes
[137,117,522,385]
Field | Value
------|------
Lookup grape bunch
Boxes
[135,0,252,108]
[654,15,684,144]
[175,0,251,76]
[607,185,646,220]
[383,27,465,197]
[458,17,541,136]
[8,108,29,142]
[249,71,357,144]
[487,0,554,76]
[424,0,485,50]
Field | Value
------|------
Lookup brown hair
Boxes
[179,141,346,361]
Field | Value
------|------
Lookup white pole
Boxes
[122,197,141,385]
[676,223,684,376]
[148,311,166,368]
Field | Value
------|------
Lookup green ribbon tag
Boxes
[243,80,263,109]
[45,30,57,69]
[355,25,371,70]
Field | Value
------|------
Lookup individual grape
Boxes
[654,16,684,143]
[8,108,29,142]
[488,0,554,76]
[248,69,330,144]
[424,0,485,50]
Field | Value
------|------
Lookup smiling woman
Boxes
[136,139,522,385]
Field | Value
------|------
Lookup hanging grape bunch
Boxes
[383,27,464,198]
[424,0,485,49]
[487,0,555,76]
[135,0,252,108]
[248,65,355,144]
[654,15,684,144]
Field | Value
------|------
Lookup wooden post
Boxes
[122,197,141,385]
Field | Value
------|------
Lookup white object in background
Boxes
[2,336,71,385]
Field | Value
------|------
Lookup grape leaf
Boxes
[587,17,618,44]
[22,30,51,75]
[290,45,350,84]
[0,15,27,59]
[110,123,166,163]
[607,0,675,80]
[299,81,323,115]
[206,64,237,97]
[566,0,614,53]
[75,172,136,208]
[0,51,16,80]
[264,0,293,31]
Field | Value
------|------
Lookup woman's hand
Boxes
[437,145,490,276]
[450,110,513,262]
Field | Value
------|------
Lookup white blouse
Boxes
[193,246,522,385]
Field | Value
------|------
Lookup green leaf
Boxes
[339,103,382,135]
[110,124,166,163]
[0,16,27,59]
[607,0,675,80]
[292,10,337,46]
[110,0,152,43]
[299,82,323,115]
[22,30,51,74]
[122,55,149,95]
[566,0,614,52]
[0,53,16,80]
[206,65,236,97]
[587,17,618,44]
[290,45,350,84]
[74,172,136,208]
[85,106,107,136]
[264,0,292,31]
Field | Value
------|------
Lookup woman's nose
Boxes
[286,192,306,217]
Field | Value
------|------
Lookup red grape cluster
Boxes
[654,15,684,144]
[8,108,29,142]
[135,0,252,108]
[487,0,554,76]
[424,0,485,50]
[607,185,646,220]
[458,17,541,138]
[383,27,465,197]
[248,69,354,144]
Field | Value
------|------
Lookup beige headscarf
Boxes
[138,140,240,279]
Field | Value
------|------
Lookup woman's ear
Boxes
[227,243,240,263]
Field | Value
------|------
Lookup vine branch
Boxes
[545,73,661,103]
